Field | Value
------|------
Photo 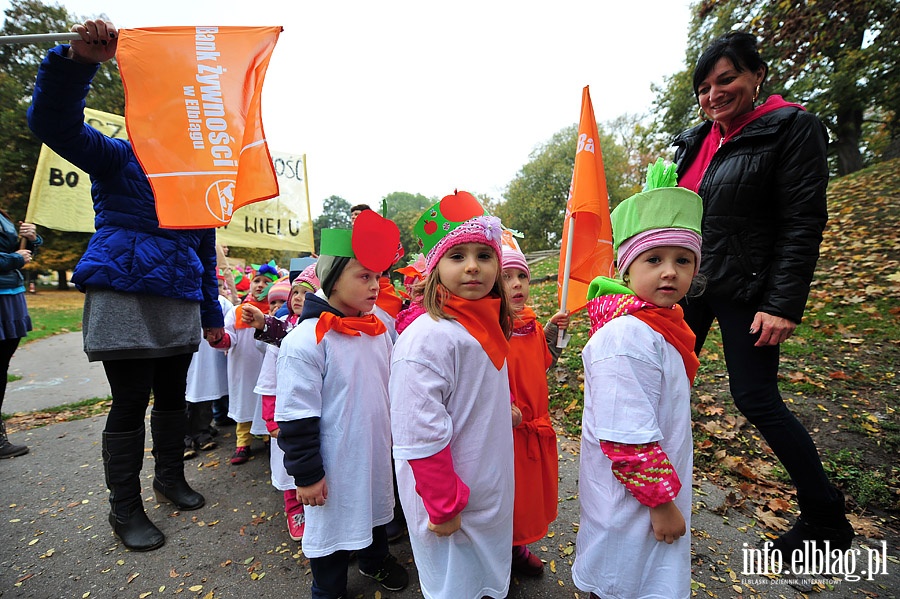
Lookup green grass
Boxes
[7,373,22,383]
[25,305,82,343]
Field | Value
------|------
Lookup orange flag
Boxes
[116,26,282,229]
[557,86,614,313]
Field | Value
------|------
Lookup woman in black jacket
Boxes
[673,32,853,557]
[0,212,40,458]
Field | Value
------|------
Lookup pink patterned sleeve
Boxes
[599,441,682,508]
[408,444,470,524]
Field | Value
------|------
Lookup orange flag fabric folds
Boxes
[116,26,282,229]
[557,86,615,313]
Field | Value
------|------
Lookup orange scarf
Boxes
[632,305,700,385]
[512,306,538,332]
[376,277,404,318]
[315,312,387,344]
[441,291,509,370]
[234,297,271,329]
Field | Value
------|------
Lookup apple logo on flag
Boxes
[206,179,236,223]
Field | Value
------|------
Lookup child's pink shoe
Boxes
[287,508,305,541]
[230,446,251,465]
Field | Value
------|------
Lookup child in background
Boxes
[500,246,569,576]
[242,266,320,541]
[572,162,702,599]
[389,191,515,599]
[276,211,408,599]
[209,263,275,464]
[183,272,232,458]
[394,254,426,335]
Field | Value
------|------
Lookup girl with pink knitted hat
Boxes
[389,190,516,599]
[572,161,702,599]
[499,243,570,576]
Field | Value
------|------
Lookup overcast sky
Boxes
[5,0,694,217]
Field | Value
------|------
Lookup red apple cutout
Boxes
[439,190,484,222]
[423,220,438,235]
[352,210,401,273]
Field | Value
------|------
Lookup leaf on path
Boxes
[754,507,789,531]
[126,572,139,584]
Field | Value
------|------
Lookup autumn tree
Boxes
[652,0,900,175]
[496,123,631,252]
[0,0,124,287]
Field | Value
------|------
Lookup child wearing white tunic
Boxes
[184,292,231,457]
[572,163,702,599]
[209,267,274,464]
[390,193,516,599]
[244,268,320,543]
[276,212,409,599]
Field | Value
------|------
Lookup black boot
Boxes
[771,490,854,559]
[151,409,205,510]
[103,427,165,551]
[0,418,28,459]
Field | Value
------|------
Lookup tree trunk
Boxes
[832,107,864,176]
[56,269,68,290]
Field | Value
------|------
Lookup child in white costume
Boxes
[572,161,702,599]
[276,211,408,599]
[390,191,516,599]
[244,267,320,542]
[209,263,275,464]
[184,280,231,458]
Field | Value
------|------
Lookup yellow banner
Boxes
[26,109,313,251]
[26,108,126,232]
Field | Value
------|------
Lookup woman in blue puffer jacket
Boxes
[27,19,225,552]
[0,214,40,459]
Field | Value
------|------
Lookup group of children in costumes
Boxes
[186,160,703,599]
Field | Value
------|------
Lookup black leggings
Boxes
[102,354,193,433]
[683,296,839,508]
[0,337,22,412]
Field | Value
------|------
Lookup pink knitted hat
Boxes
[616,228,702,276]
[424,215,504,275]
[267,277,291,303]
[501,248,530,278]
[292,263,320,292]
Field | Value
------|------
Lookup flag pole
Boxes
[0,33,79,45]
[557,213,576,347]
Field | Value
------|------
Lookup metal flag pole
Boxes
[556,213,575,348]
[0,32,79,45]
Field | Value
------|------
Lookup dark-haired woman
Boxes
[0,214,40,459]
[673,31,854,556]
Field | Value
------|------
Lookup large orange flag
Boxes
[116,26,282,229]
[557,86,614,313]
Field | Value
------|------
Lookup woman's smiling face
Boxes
[696,56,765,134]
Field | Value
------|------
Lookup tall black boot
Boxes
[151,409,205,510]
[0,418,28,459]
[771,488,854,559]
[103,427,165,551]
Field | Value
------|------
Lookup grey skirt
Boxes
[82,288,201,362]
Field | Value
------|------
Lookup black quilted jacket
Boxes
[673,107,828,323]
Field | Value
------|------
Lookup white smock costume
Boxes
[219,303,267,435]
[390,316,514,599]
[371,304,398,343]
[275,317,395,558]
[572,315,693,599]
[185,295,230,403]
[254,339,293,491]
